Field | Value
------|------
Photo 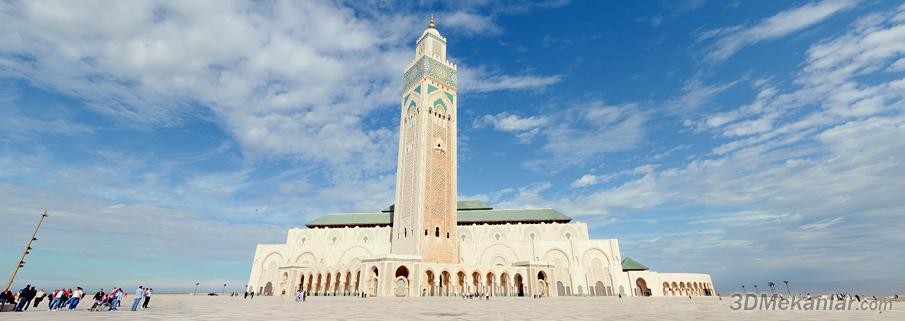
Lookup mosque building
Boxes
[247,18,714,298]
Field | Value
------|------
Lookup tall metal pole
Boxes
[4,210,48,290]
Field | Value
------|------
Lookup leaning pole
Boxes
[4,210,49,290]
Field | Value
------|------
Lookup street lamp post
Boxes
[768,282,776,295]
[754,284,758,295]
[783,281,791,296]
[223,283,227,295]
[4,210,49,290]
[194,282,200,295]
[741,285,746,294]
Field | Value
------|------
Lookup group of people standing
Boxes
[0,284,152,313]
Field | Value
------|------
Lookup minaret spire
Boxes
[428,14,435,29]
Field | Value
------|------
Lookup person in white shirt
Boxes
[142,288,152,308]
[131,286,144,311]
[68,287,84,310]
[50,289,65,310]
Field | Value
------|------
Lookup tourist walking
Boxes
[131,286,145,311]
[89,288,105,311]
[32,289,46,308]
[14,285,32,311]
[142,288,152,308]
[49,288,65,310]
[295,289,302,302]
[68,287,84,310]
[89,288,107,311]
[109,288,123,311]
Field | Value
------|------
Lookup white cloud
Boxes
[0,1,560,175]
[459,65,563,93]
[491,4,905,294]
[477,101,648,169]
[570,165,656,188]
[0,109,94,140]
[665,78,739,114]
[541,103,648,166]
[474,112,550,142]
[443,11,502,35]
[703,0,858,61]
[571,174,601,188]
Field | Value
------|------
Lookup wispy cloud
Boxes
[702,0,858,62]
[459,65,563,93]
[489,3,905,294]
[478,101,648,170]
[473,112,550,142]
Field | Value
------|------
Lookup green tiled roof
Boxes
[621,257,649,271]
[457,208,569,223]
[456,200,492,211]
[307,201,570,227]
[306,213,390,227]
[381,200,492,213]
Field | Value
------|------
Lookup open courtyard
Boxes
[1,294,900,320]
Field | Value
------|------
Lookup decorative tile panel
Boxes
[404,56,457,91]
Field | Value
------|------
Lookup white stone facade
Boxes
[247,221,714,298]
[247,19,714,298]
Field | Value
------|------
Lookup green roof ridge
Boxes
[621,257,649,271]
[309,203,572,227]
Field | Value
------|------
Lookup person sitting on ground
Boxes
[0,288,13,311]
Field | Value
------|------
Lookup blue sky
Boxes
[1,0,904,295]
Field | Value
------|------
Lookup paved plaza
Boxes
[2,294,900,320]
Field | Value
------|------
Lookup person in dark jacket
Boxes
[14,285,32,311]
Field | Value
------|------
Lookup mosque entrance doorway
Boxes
[514,274,524,297]
[394,266,410,297]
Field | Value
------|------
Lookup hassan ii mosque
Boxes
[247,18,715,298]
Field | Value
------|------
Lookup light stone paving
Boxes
[1,294,900,320]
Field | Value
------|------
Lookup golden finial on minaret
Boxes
[428,15,435,29]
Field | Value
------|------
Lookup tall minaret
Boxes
[391,17,458,263]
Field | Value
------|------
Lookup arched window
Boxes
[425,229,428,236]
[435,227,440,237]
[404,229,407,237]
[446,232,450,238]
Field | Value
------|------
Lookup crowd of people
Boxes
[0,284,152,313]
